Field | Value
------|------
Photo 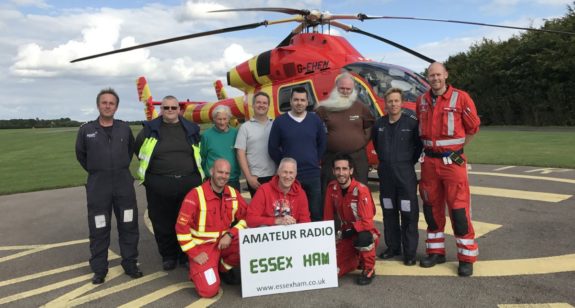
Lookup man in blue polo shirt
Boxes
[268,87,326,221]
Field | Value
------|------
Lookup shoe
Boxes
[403,257,417,266]
[458,261,473,277]
[378,248,401,259]
[420,254,446,268]
[124,264,143,279]
[220,268,241,285]
[162,259,177,271]
[91,272,106,285]
[356,268,375,285]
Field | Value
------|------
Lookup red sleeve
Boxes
[176,189,201,258]
[230,192,249,237]
[246,188,276,227]
[461,92,480,135]
[323,184,335,221]
[296,191,311,223]
[352,185,376,232]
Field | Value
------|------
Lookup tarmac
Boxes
[0,164,574,307]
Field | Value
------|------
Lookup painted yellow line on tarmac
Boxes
[469,171,575,184]
[372,193,502,237]
[470,186,571,202]
[0,265,119,305]
[65,271,168,307]
[1,260,89,287]
[374,253,575,277]
[118,282,192,307]
[186,289,223,308]
[43,266,125,307]
[493,166,516,171]
[499,303,574,308]
[0,245,43,250]
[0,239,89,263]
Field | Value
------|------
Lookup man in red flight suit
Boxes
[175,159,248,298]
[246,157,311,227]
[323,153,380,285]
[417,62,481,277]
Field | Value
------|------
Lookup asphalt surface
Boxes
[0,164,574,307]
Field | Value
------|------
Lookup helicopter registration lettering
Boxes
[297,61,329,73]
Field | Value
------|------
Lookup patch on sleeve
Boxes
[177,212,191,226]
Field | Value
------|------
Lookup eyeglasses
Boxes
[162,106,179,111]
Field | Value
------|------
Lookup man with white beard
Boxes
[316,72,375,195]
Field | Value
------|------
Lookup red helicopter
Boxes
[71,7,574,165]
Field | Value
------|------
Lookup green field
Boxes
[0,126,573,195]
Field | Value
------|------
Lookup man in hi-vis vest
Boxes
[416,62,481,277]
[176,159,248,298]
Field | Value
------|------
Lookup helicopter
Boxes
[71,7,575,164]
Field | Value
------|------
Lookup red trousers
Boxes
[419,156,478,263]
[187,238,239,298]
[336,235,378,277]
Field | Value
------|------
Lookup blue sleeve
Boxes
[316,116,326,161]
[268,119,282,166]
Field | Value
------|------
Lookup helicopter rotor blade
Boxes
[209,7,310,16]
[358,15,575,36]
[71,21,268,63]
[329,21,436,64]
[277,24,305,47]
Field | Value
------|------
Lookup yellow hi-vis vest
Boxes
[137,137,205,183]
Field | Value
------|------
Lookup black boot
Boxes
[458,261,473,277]
[419,254,446,268]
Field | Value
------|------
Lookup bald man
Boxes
[175,159,248,297]
[416,62,480,277]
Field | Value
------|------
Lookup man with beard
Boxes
[316,73,375,196]
[417,62,480,277]
[175,159,248,298]
[323,153,379,285]
[372,88,422,265]
[246,157,311,227]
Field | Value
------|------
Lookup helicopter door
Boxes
[278,81,318,112]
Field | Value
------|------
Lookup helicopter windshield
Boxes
[345,62,428,102]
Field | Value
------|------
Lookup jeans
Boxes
[298,176,322,221]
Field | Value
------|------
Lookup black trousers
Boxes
[86,170,139,275]
[378,163,420,259]
[144,173,202,262]
[247,176,273,197]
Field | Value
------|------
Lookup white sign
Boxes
[239,221,338,298]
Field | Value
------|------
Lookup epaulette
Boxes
[79,120,93,128]
[409,114,418,121]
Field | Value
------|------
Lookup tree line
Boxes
[0,118,143,129]
[444,3,575,126]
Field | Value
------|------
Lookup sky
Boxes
[1,0,573,121]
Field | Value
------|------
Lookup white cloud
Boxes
[9,0,49,8]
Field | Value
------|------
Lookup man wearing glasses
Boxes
[316,73,375,197]
[135,95,205,271]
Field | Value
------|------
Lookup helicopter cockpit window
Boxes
[278,82,318,112]
[354,81,378,118]
[346,63,427,103]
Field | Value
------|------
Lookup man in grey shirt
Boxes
[235,92,276,196]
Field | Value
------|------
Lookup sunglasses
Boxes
[162,106,179,111]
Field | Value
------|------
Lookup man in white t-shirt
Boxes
[235,92,276,196]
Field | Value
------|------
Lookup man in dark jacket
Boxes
[372,88,423,266]
[75,88,142,284]
[134,95,204,271]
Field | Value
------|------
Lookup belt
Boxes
[424,149,463,158]
[150,173,195,179]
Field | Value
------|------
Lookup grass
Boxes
[465,126,575,168]
[0,126,573,195]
